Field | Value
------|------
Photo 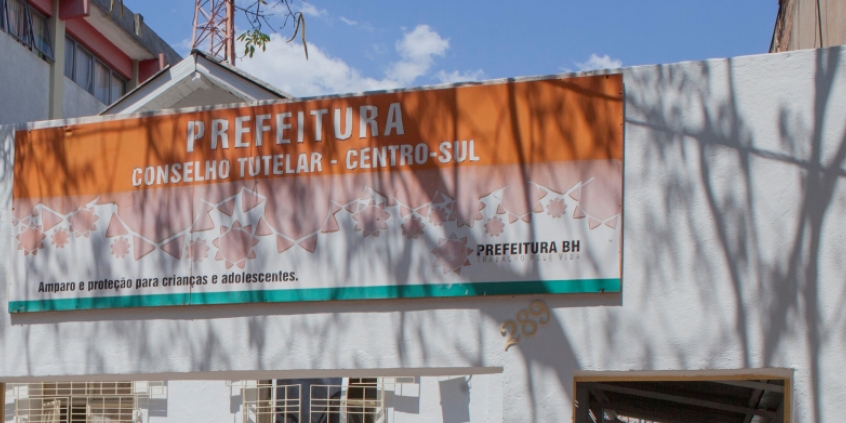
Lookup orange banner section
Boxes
[14,75,622,200]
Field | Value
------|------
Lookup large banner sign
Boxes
[9,75,623,312]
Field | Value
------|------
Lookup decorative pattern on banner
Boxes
[10,75,624,312]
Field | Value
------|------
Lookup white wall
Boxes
[0,33,49,125]
[62,78,106,120]
[145,381,229,423]
[2,46,846,423]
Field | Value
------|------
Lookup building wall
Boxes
[0,22,110,124]
[0,0,181,126]
[785,0,846,50]
[62,78,106,120]
[0,33,49,125]
[2,46,846,423]
[145,381,229,423]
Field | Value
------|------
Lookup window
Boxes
[2,0,53,60]
[234,378,399,423]
[63,35,74,78]
[93,60,110,104]
[6,0,29,44]
[73,41,93,91]
[65,36,127,105]
[341,378,380,423]
[110,73,126,102]
[11,381,165,423]
[241,380,301,423]
[29,7,51,58]
[574,376,788,423]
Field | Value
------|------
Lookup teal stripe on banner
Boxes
[7,293,191,313]
[8,278,620,313]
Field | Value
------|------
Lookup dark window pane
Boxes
[93,60,110,104]
[7,0,30,45]
[30,8,52,59]
[0,0,6,32]
[64,37,74,79]
[74,44,93,92]
[110,73,125,104]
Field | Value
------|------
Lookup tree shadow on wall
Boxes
[622,46,846,422]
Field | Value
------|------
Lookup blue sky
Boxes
[126,0,778,97]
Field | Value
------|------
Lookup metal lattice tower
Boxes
[191,0,236,65]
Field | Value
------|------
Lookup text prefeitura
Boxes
[131,103,481,187]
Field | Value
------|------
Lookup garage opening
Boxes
[574,377,787,423]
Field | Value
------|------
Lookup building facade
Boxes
[771,0,846,52]
[1,12,846,423]
[0,0,179,125]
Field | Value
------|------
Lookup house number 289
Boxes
[500,301,551,351]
